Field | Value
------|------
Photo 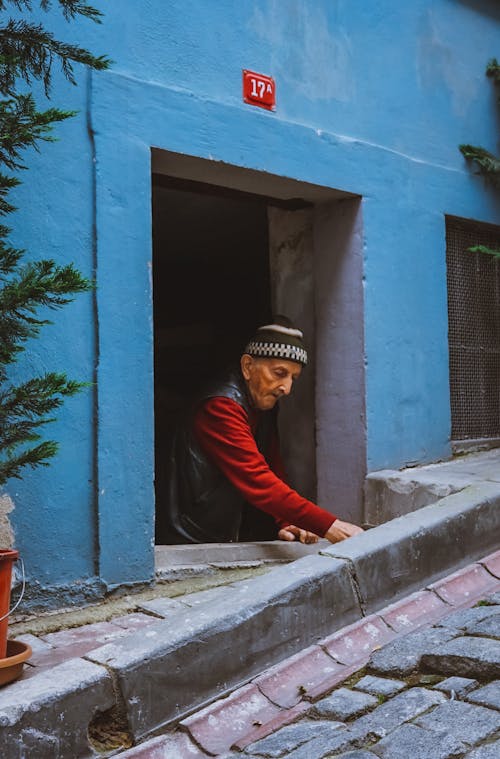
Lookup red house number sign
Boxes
[243,70,276,111]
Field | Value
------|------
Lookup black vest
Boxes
[163,370,277,543]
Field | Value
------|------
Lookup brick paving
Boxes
[428,563,499,606]
[252,644,343,708]
[15,614,161,677]
[116,550,500,758]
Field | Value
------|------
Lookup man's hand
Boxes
[278,525,320,544]
[324,519,364,544]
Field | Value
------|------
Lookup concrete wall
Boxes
[315,199,366,524]
[268,207,316,502]
[4,0,500,596]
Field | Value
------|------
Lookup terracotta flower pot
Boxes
[0,549,18,658]
[0,640,32,687]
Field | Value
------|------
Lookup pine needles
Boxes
[0,1,109,485]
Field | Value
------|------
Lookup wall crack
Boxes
[319,551,367,617]
[343,558,367,617]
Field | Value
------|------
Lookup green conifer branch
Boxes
[1,419,52,449]
[0,2,103,24]
[0,372,84,419]
[0,259,91,312]
[0,375,85,443]
[0,1,107,485]
[0,439,58,482]
[0,260,92,365]
[0,94,74,169]
[0,371,85,483]
[0,172,19,214]
[0,227,23,275]
[0,20,110,95]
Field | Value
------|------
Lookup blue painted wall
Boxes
[6,0,500,595]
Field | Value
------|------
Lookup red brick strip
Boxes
[253,644,344,708]
[300,660,363,702]
[180,683,281,756]
[378,590,450,633]
[232,701,311,751]
[428,563,499,607]
[119,731,209,758]
[478,549,500,580]
[319,614,396,665]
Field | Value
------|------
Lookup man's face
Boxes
[240,355,302,411]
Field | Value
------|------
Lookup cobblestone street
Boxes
[119,554,500,759]
[234,599,500,759]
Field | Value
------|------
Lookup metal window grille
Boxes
[446,216,500,441]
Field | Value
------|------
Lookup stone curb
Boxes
[107,483,500,740]
[0,658,115,758]
[2,483,500,757]
[123,552,500,757]
[88,484,500,743]
[320,482,500,613]
[86,554,361,741]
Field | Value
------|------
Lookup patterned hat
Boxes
[244,315,308,366]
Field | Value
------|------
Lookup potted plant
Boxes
[0,549,31,686]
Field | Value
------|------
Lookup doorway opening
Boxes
[151,150,365,545]
[153,176,273,543]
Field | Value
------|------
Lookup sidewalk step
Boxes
[2,484,500,759]
[117,553,500,757]
[364,448,500,524]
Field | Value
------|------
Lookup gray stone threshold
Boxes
[2,482,500,757]
[11,543,318,631]
[154,540,330,579]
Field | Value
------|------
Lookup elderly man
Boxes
[165,317,363,545]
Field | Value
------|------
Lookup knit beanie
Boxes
[244,315,308,366]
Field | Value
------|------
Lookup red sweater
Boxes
[193,396,336,536]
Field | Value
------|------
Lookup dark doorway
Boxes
[152,175,271,542]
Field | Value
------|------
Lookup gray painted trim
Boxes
[314,198,366,523]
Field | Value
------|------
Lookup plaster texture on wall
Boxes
[5,69,97,595]
[314,199,366,524]
[268,207,316,502]
[0,495,14,549]
[4,0,500,591]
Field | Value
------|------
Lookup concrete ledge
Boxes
[86,555,360,740]
[364,449,500,524]
[154,540,331,581]
[321,482,500,613]
[0,658,115,759]
[155,540,329,567]
[364,470,472,523]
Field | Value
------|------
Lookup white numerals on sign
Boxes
[250,78,267,98]
[243,69,275,110]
